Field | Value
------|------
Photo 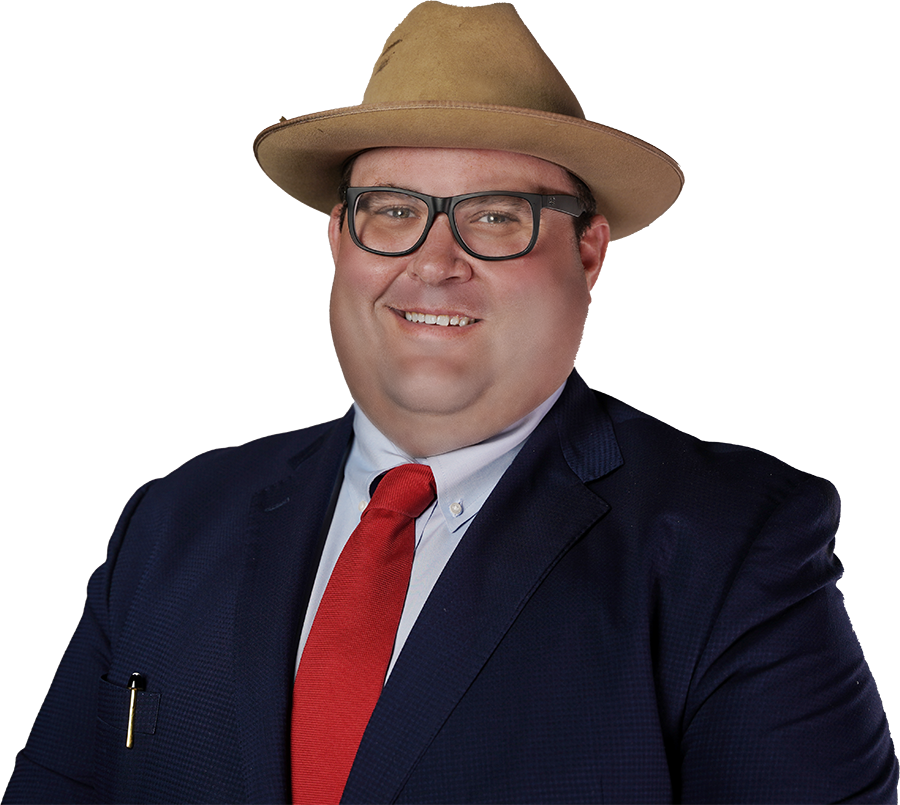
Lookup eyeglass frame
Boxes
[344,186,587,262]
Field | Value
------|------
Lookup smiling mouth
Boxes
[402,310,478,327]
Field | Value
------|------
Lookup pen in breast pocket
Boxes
[126,673,146,749]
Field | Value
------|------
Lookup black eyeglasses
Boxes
[345,187,585,261]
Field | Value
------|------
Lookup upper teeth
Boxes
[405,311,473,326]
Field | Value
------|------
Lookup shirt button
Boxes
[358,500,367,512]
[449,501,463,517]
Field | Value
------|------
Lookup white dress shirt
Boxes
[294,382,566,678]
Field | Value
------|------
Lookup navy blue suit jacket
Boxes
[5,373,898,803]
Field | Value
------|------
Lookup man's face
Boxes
[328,147,608,456]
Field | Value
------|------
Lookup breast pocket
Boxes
[93,675,163,802]
[97,674,160,740]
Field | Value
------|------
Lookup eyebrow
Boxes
[355,183,573,197]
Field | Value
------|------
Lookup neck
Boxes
[355,382,566,458]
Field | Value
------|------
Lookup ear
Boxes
[327,203,345,264]
[578,214,610,292]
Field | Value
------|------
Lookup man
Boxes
[4,2,897,803]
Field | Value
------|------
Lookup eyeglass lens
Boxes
[353,190,536,259]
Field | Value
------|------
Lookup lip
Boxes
[388,305,481,339]
[387,305,481,322]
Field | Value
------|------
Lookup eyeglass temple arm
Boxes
[542,195,585,217]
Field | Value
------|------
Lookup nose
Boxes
[406,214,474,285]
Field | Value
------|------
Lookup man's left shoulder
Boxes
[588,389,839,540]
[602,389,830,485]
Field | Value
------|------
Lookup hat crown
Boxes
[361,2,584,119]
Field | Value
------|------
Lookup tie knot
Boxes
[369,463,436,519]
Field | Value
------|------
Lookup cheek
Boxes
[331,253,368,305]
[328,270,353,348]
[329,251,388,329]
[329,252,401,392]
[506,263,591,333]
[328,257,372,367]
[336,236,409,295]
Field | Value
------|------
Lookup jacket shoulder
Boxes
[99,413,353,608]
[598,390,835,506]
[142,413,351,507]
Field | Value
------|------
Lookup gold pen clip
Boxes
[126,673,146,749]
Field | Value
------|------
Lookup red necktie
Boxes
[291,463,436,804]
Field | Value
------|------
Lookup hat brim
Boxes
[254,101,684,241]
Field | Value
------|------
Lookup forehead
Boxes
[349,147,574,196]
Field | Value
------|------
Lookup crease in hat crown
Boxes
[254,1,684,241]
[360,2,584,118]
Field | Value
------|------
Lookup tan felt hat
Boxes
[254,2,683,240]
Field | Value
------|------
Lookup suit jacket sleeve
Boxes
[679,476,897,802]
[3,482,155,804]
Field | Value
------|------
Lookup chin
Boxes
[386,378,483,418]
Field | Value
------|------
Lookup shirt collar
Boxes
[348,382,565,534]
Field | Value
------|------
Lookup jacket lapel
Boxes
[344,373,623,803]
[233,412,353,804]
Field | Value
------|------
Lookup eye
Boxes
[381,206,417,220]
[457,195,531,229]
[355,191,424,222]
[476,211,515,225]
